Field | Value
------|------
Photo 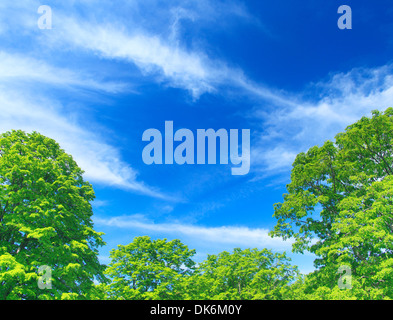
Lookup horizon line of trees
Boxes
[2,108,393,300]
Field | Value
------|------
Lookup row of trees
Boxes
[1,108,393,299]
[93,236,298,300]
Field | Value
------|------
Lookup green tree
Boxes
[0,130,106,300]
[182,248,298,300]
[103,236,196,300]
[270,108,393,299]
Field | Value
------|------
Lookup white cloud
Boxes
[94,214,316,274]
[0,51,126,93]
[94,214,294,251]
[252,146,297,175]
[0,0,38,35]
[49,18,216,98]
[38,14,289,102]
[252,64,393,176]
[0,49,171,200]
[0,87,170,199]
[0,1,289,102]
[4,1,392,197]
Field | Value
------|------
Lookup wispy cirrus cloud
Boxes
[252,64,393,177]
[36,10,286,102]
[0,49,171,200]
[94,214,317,274]
[1,0,288,102]
[0,87,170,199]
[3,0,392,194]
[94,214,294,251]
[57,20,216,98]
[0,51,127,93]
[0,0,278,200]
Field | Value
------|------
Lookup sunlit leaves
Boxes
[103,236,196,300]
[0,130,106,300]
[271,108,393,299]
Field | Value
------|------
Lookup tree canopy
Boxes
[181,248,298,300]
[0,130,106,300]
[270,108,393,299]
[98,237,298,300]
[102,236,196,300]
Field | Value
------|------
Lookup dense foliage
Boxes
[102,236,196,300]
[270,108,393,299]
[96,239,298,300]
[0,130,106,300]
[179,248,298,300]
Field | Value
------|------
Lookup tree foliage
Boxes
[271,108,393,299]
[182,248,298,300]
[100,238,298,300]
[103,236,196,300]
[0,130,106,299]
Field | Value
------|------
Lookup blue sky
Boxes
[1,0,393,274]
